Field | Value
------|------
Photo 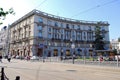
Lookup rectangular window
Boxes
[72,25,74,29]
[38,18,43,23]
[48,27,51,32]
[78,25,80,30]
[48,33,51,38]
[38,26,42,30]
[38,32,42,37]
[48,20,51,25]
[55,22,58,27]
[61,23,63,28]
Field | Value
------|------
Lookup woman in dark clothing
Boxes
[0,54,2,62]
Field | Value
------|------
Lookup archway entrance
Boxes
[89,50,93,57]
[66,50,70,56]
[38,48,43,57]
[54,49,58,56]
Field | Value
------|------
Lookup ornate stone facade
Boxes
[9,9,110,57]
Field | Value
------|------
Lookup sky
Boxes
[0,0,120,40]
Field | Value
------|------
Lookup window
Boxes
[72,25,74,29]
[84,32,86,40]
[61,23,63,28]
[78,25,80,30]
[66,24,69,29]
[48,20,51,25]
[38,32,42,37]
[61,34,63,40]
[88,26,91,30]
[48,33,52,38]
[101,27,105,31]
[55,22,58,27]
[48,27,51,32]
[38,26,42,30]
[38,18,43,23]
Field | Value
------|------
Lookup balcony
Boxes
[22,37,29,41]
[51,38,61,41]
[10,40,16,44]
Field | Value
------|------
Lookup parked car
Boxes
[30,56,39,60]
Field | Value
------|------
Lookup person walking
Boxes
[7,54,11,62]
[0,54,2,63]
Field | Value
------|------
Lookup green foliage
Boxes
[94,22,105,50]
[113,49,117,55]
[0,7,15,25]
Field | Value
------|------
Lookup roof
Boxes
[9,9,109,27]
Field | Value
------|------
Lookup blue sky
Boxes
[0,0,120,40]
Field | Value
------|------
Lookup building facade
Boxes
[0,26,9,56]
[9,9,110,58]
[110,39,120,54]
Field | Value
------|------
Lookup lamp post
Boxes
[48,42,51,62]
[89,44,93,58]
[48,43,51,56]
[84,36,87,64]
[71,41,75,64]
[42,39,45,63]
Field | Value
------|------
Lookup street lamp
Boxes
[42,39,45,63]
[48,43,51,56]
[84,36,87,64]
[71,42,75,64]
[90,44,94,61]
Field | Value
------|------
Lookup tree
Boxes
[113,49,117,55]
[118,37,120,42]
[94,22,105,50]
[0,7,15,25]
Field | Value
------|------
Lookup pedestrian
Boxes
[27,56,30,61]
[7,54,11,62]
[0,54,2,63]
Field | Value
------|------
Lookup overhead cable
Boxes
[71,0,119,18]
[35,0,48,9]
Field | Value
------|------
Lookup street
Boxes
[0,59,120,80]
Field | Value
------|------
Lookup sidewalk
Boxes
[1,59,120,80]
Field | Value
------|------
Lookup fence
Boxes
[30,56,120,67]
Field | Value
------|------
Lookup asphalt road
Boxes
[0,59,120,80]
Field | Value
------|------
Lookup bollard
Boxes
[15,76,20,80]
[1,67,4,80]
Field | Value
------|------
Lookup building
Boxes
[110,39,120,54]
[9,9,110,58]
[0,26,9,56]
